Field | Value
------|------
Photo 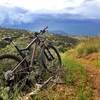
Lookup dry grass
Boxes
[76,36,100,57]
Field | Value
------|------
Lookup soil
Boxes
[78,53,100,100]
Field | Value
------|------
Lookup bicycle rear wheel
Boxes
[0,54,27,88]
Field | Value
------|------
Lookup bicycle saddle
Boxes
[3,37,13,42]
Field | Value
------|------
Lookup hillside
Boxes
[0,28,80,100]
[0,28,100,100]
[0,28,78,53]
[62,36,100,99]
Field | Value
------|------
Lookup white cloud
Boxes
[0,6,36,25]
[76,0,100,19]
[0,0,84,13]
[0,0,100,21]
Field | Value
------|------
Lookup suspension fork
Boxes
[44,46,55,61]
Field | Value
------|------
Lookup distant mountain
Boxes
[49,30,68,36]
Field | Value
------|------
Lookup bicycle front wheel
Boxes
[41,45,62,74]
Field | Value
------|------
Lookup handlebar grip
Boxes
[33,26,48,36]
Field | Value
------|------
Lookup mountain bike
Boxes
[0,26,62,91]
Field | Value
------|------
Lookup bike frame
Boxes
[0,26,61,87]
[9,31,54,73]
[11,36,41,73]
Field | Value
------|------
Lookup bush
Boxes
[76,37,100,57]
[77,47,98,56]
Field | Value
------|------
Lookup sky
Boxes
[0,0,100,35]
[0,0,100,18]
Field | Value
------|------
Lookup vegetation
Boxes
[76,36,100,57]
[61,52,93,100]
[0,28,78,53]
[0,28,100,99]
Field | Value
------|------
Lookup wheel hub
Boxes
[4,70,14,81]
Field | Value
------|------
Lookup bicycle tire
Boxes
[40,44,62,74]
[0,54,27,88]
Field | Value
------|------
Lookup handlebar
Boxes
[34,26,48,36]
[40,26,48,33]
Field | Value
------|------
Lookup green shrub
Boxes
[77,47,98,56]
[76,37,100,57]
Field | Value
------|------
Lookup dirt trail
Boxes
[84,64,100,100]
[78,54,100,100]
